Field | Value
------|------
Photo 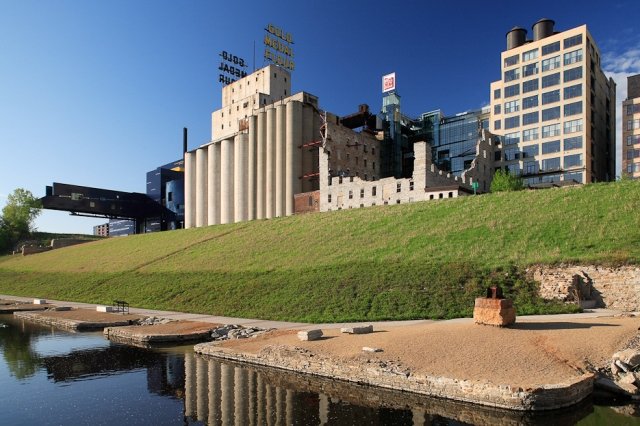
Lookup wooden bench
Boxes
[113,300,129,314]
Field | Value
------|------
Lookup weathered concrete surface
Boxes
[104,321,219,344]
[297,329,323,341]
[13,309,143,331]
[0,301,52,314]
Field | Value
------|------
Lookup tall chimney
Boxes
[183,127,188,155]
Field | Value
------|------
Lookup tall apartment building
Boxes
[489,19,616,185]
[623,74,640,178]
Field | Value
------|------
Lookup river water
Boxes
[1,315,639,425]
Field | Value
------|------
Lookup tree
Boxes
[1,188,42,242]
[490,169,523,193]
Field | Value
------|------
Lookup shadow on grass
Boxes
[512,322,620,331]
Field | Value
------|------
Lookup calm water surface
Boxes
[1,315,639,425]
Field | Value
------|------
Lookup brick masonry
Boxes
[530,265,640,311]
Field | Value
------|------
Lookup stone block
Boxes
[96,305,114,313]
[473,298,516,327]
[341,325,373,334]
[297,329,323,341]
[33,299,46,305]
[614,349,640,369]
[362,347,382,353]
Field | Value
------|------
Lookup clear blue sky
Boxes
[1,0,639,234]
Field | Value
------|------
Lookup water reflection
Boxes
[0,315,638,425]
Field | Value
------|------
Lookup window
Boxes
[504,116,520,130]
[522,49,538,62]
[504,84,519,98]
[626,119,640,130]
[627,135,640,145]
[396,183,401,193]
[494,88,501,99]
[542,123,561,138]
[564,49,583,65]
[504,68,520,82]
[522,95,538,110]
[523,128,539,142]
[504,54,519,67]
[542,41,560,56]
[410,181,414,191]
[542,106,560,121]
[542,157,561,171]
[542,72,560,88]
[504,147,519,161]
[523,111,539,125]
[542,140,561,154]
[564,67,582,82]
[564,84,582,100]
[494,120,502,130]
[541,56,560,72]
[564,154,582,168]
[372,186,377,196]
[523,144,539,158]
[564,136,582,150]
[564,34,583,49]
[541,90,560,105]
[494,104,501,115]
[524,161,539,174]
[328,194,332,203]
[308,196,314,207]
[564,101,582,117]
[626,104,640,115]
[564,119,583,134]
[504,100,519,113]
[360,188,364,198]
[522,79,539,93]
[504,132,520,145]
[522,63,538,77]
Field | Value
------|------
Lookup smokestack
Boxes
[183,127,188,155]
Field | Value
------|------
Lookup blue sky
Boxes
[1,0,639,234]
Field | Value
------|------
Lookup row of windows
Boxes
[504,50,583,82]
[627,135,640,145]
[501,67,583,98]
[504,154,582,171]
[626,104,640,115]
[503,35,583,69]
[496,85,582,116]
[501,135,583,157]
[627,119,640,131]
[626,149,640,160]
[496,119,584,136]
[329,182,417,202]
[499,105,582,129]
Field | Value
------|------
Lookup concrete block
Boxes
[341,325,374,334]
[297,329,323,341]
[33,299,46,305]
[53,306,72,311]
[96,306,114,313]
[362,347,383,353]
[473,298,516,327]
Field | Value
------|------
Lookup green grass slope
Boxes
[1,180,639,322]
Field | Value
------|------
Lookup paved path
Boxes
[0,294,624,330]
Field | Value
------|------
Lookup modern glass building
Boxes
[146,159,185,231]
[489,19,616,185]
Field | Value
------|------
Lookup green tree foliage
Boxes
[0,189,42,251]
[490,169,523,192]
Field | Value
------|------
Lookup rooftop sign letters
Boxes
[218,51,248,85]
[382,72,396,93]
[264,24,295,71]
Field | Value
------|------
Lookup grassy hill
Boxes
[1,180,639,322]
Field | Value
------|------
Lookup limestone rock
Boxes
[298,329,323,341]
[613,349,640,369]
[362,347,382,353]
[473,298,516,327]
[341,325,374,334]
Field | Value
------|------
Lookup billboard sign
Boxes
[218,50,248,85]
[264,24,295,71]
[382,72,396,93]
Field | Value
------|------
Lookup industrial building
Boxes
[489,19,616,185]
[623,74,640,178]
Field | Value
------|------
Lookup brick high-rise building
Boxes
[623,74,640,178]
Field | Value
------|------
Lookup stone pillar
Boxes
[196,356,208,422]
[286,101,302,216]
[265,107,276,219]
[265,383,274,426]
[208,143,221,226]
[285,389,294,426]
[234,367,247,426]
[275,104,286,217]
[256,373,265,426]
[234,133,247,223]
[413,141,427,190]
[412,409,426,426]
[247,115,257,221]
[184,352,196,419]
[196,148,208,228]
[247,370,256,426]
[318,393,329,425]
[208,360,221,426]
[301,105,314,192]
[220,138,234,224]
[220,363,234,425]
[184,151,196,229]
[256,111,266,220]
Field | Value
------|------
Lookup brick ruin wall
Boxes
[529,265,640,311]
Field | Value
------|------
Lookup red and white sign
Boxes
[382,72,396,93]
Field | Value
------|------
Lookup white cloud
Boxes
[603,43,640,177]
